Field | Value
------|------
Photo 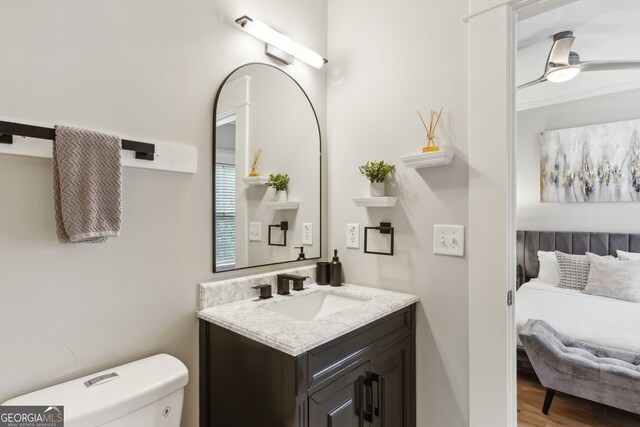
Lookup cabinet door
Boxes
[309,362,371,427]
[370,337,413,427]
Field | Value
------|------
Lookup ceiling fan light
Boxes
[546,66,580,83]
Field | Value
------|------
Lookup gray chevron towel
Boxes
[53,125,122,243]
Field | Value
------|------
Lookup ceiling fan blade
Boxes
[579,61,640,72]
[517,75,548,89]
[546,35,575,68]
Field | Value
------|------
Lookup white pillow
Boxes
[584,253,640,303]
[537,251,560,285]
[616,250,640,261]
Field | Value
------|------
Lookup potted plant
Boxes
[266,173,290,201]
[359,161,396,197]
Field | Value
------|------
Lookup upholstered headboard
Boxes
[516,231,640,283]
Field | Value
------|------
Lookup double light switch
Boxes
[433,225,464,257]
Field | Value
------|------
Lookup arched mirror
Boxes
[213,63,321,272]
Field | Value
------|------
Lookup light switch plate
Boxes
[249,222,261,242]
[433,224,465,257]
[302,223,313,245]
[346,224,360,249]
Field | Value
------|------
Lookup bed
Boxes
[516,230,640,374]
[516,279,640,352]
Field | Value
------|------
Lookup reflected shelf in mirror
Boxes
[242,176,269,186]
[266,201,300,210]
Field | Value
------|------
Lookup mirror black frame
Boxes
[212,62,322,273]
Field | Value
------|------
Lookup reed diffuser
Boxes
[249,147,262,177]
[418,108,443,153]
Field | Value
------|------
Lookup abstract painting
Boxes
[540,119,640,203]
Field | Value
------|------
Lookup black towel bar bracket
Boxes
[0,120,155,161]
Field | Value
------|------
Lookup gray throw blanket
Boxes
[53,125,122,243]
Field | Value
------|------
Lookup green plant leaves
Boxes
[358,161,396,183]
[266,173,289,191]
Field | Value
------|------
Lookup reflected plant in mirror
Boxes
[267,173,290,202]
[213,63,321,272]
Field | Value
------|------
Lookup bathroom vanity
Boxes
[206,61,417,426]
[198,280,418,427]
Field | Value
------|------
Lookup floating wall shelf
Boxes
[266,201,300,210]
[242,176,269,186]
[400,149,454,169]
[353,197,398,208]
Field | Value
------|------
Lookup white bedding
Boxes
[516,279,640,353]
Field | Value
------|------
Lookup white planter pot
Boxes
[275,190,288,202]
[369,182,385,197]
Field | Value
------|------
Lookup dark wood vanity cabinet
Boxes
[199,304,416,427]
[309,362,369,427]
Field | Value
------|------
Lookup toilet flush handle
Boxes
[83,372,119,388]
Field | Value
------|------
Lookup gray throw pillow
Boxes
[584,253,640,303]
[555,251,589,290]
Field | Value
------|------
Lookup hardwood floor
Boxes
[518,374,640,427]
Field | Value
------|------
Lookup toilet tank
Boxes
[2,354,188,427]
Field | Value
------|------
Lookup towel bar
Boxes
[0,120,155,160]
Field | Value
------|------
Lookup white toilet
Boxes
[2,354,188,427]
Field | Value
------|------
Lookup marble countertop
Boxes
[197,283,419,356]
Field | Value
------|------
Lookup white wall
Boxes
[517,88,640,233]
[0,1,327,426]
[327,1,469,425]
[468,5,516,426]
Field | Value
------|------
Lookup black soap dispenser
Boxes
[330,249,343,287]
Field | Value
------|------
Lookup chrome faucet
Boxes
[277,274,309,295]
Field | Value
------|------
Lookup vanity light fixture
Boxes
[235,15,328,69]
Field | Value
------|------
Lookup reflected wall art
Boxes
[540,118,640,203]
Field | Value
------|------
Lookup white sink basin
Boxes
[263,290,369,321]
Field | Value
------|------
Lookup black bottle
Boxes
[330,249,342,287]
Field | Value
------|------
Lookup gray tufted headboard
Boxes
[516,231,640,284]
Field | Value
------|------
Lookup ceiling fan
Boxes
[518,31,640,89]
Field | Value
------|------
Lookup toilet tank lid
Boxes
[1,354,188,427]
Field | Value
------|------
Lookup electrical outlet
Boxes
[302,223,313,245]
[249,222,261,242]
[346,224,360,249]
[433,224,464,257]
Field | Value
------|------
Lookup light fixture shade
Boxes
[235,15,328,69]
[546,66,580,83]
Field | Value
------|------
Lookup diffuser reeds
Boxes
[418,108,443,152]
[249,147,262,177]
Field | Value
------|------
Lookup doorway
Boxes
[468,1,640,426]
[514,1,640,426]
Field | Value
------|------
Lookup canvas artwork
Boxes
[540,118,640,203]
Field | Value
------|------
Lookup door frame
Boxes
[466,1,577,426]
